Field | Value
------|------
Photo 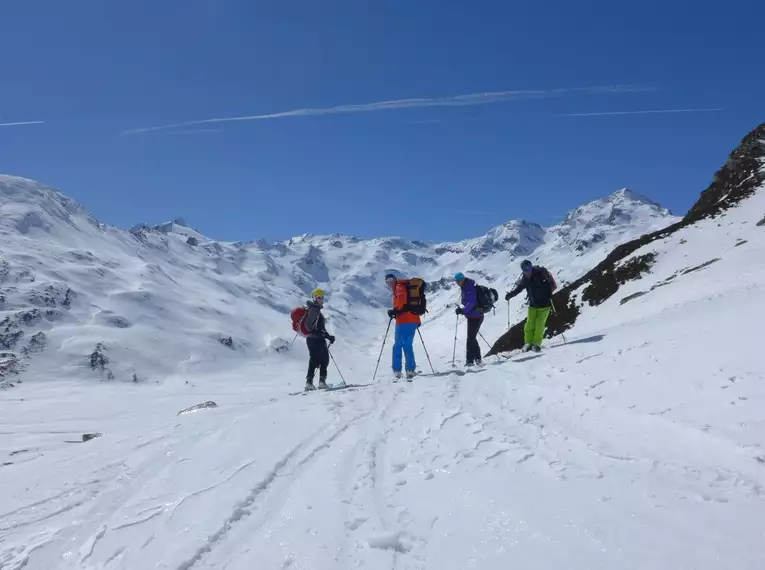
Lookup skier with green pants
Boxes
[505,260,558,352]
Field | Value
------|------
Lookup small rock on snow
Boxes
[177,401,219,416]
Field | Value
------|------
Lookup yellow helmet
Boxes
[311,288,325,299]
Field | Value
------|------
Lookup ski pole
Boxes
[372,318,393,381]
[451,314,459,367]
[478,332,501,361]
[327,345,347,386]
[416,328,436,374]
[549,299,567,345]
[291,331,300,346]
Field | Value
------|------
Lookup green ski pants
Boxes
[524,306,551,346]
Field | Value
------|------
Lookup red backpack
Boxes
[290,306,312,336]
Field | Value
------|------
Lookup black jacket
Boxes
[304,301,329,339]
[507,266,557,308]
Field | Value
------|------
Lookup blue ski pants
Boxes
[392,323,418,372]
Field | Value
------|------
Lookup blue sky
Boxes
[1,0,762,242]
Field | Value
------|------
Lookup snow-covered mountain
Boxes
[0,174,674,386]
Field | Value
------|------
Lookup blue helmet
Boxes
[454,272,466,281]
[520,260,533,271]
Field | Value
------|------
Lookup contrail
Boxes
[0,120,45,127]
[123,84,657,135]
[560,108,724,117]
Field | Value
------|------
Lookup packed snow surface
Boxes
[1,175,763,569]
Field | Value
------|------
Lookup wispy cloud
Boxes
[123,84,656,135]
[154,128,223,136]
[559,108,724,117]
[0,120,44,127]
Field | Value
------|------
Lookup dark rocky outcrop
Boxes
[620,291,649,305]
[186,236,199,246]
[0,353,22,388]
[29,284,76,309]
[0,318,24,350]
[219,336,234,349]
[90,343,109,371]
[681,258,721,276]
[685,124,765,223]
[581,253,657,307]
[27,332,47,353]
[488,123,765,356]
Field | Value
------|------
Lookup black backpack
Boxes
[401,278,428,315]
[476,285,499,313]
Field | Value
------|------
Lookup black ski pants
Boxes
[306,336,329,382]
[466,316,484,364]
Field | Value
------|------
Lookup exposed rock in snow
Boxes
[490,122,765,355]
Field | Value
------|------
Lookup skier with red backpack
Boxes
[385,273,424,381]
[291,288,335,391]
[505,260,558,352]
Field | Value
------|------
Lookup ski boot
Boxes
[304,380,316,392]
[522,344,533,353]
[318,377,329,390]
[406,370,416,382]
[393,371,402,383]
[531,345,541,353]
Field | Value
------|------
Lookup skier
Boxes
[385,273,420,381]
[454,272,484,367]
[505,260,557,352]
[303,288,336,391]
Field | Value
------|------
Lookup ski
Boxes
[290,382,373,396]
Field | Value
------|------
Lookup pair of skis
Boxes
[290,382,373,396]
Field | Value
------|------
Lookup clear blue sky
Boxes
[1,0,762,242]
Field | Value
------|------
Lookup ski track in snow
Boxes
[3,311,765,569]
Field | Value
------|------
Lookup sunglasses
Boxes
[314,296,324,301]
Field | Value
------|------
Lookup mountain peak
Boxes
[559,188,671,230]
[608,188,662,208]
[0,175,97,235]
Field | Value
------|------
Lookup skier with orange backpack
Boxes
[384,273,425,381]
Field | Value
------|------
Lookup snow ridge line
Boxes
[175,414,364,570]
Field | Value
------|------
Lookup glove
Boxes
[387,309,398,319]
[505,292,512,301]
[455,307,464,315]
[326,335,336,345]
